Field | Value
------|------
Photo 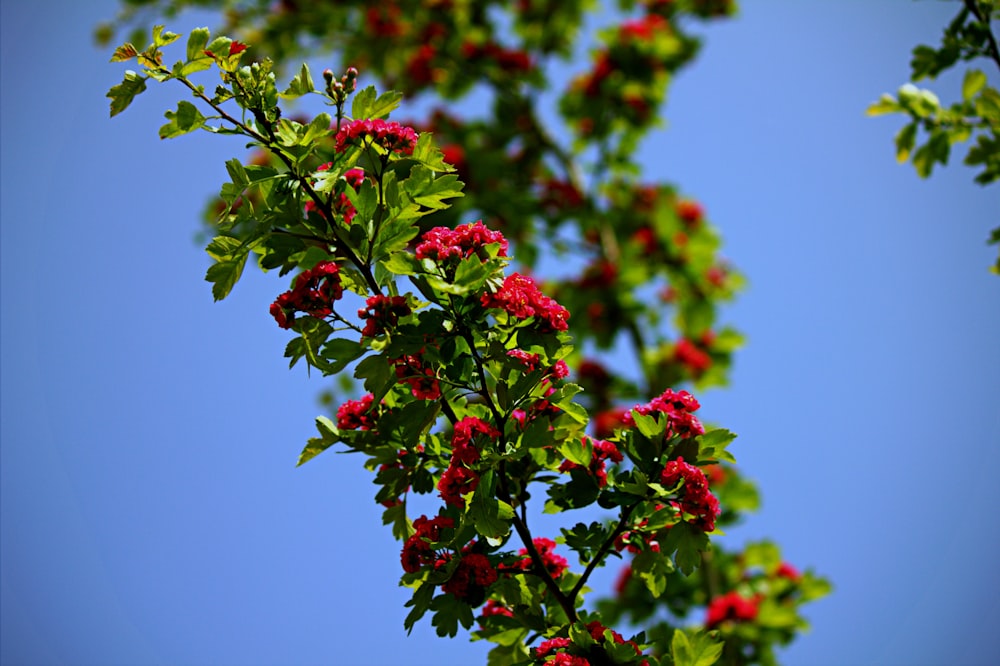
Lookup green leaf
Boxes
[368,89,404,119]
[866,93,900,116]
[697,429,737,464]
[405,168,465,210]
[403,582,435,634]
[204,253,248,301]
[297,416,339,466]
[895,123,917,163]
[410,132,454,172]
[185,27,210,61]
[159,100,206,139]
[355,354,394,402]
[469,487,514,539]
[671,628,723,666]
[963,69,987,102]
[430,593,475,638]
[380,252,422,276]
[282,62,315,99]
[351,85,376,119]
[205,235,242,261]
[559,437,592,467]
[152,25,180,48]
[632,546,674,597]
[107,70,147,117]
[301,112,332,145]
[319,337,366,374]
[382,502,410,541]
[664,521,709,576]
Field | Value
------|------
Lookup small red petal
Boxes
[229,41,248,56]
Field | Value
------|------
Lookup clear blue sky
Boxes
[2,1,998,665]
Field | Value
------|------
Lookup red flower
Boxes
[228,41,248,56]
[358,294,410,338]
[336,393,377,430]
[441,552,498,604]
[269,261,343,328]
[415,220,509,263]
[676,199,704,225]
[660,457,720,532]
[438,464,479,508]
[673,337,712,375]
[334,118,419,155]
[400,514,454,574]
[481,273,569,333]
[507,537,569,580]
[391,352,441,400]
[775,562,802,582]
[706,591,759,628]
[624,388,705,438]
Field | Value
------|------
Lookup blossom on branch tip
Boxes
[269,261,343,329]
[334,118,419,155]
[415,220,509,263]
[661,457,720,532]
[624,387,704,438]
[481,273,569,333]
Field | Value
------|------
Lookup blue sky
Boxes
[2,1,998,665]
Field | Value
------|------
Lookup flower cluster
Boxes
[481,273,570,333]
[358,294,410,338]
[441,551,499,605]
[624,388,704,438]
[660,457,720,532]
[506,537,569,580]
[532,621,645,665]
[336,393,377,430]
[673,337,712,376]
[400,514,454,574]
[391,351,441,400]
[438,416,500,507]
[705,591,760,629]
[334,118,419,155]
[460,40,534,74]
[269,261,343,329]
[559,436,623,487]
[415,220,509,263]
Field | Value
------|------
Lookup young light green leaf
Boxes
[367,89,404,119]
[152,25,180,47]
[282,62,315,98]
[185,27,210,61]
[671,628,723,666]
[159,100,206,139]
[962,69,987,102]
[351,85,377,119]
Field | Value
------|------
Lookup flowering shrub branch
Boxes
[105,2,830,663]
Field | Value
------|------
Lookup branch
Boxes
[964,0,1000,74]
[496,462,579,623]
